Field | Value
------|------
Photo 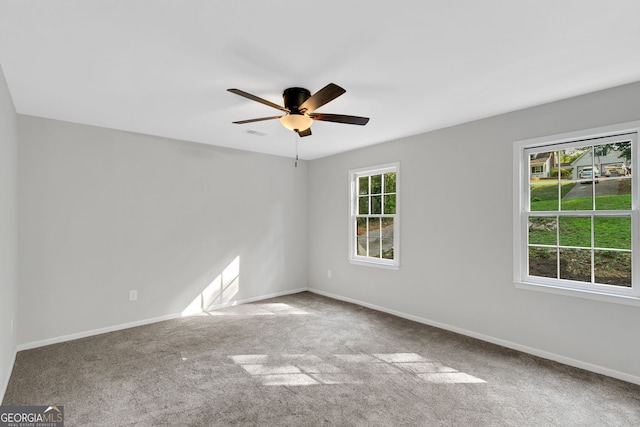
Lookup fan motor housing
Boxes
[283,87,311,112]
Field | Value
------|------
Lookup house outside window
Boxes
[349,163,399,269]
[513,122,640,305]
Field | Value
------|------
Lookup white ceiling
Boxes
[1,1,639,160]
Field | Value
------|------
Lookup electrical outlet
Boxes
[129,290,138,301]
[328,270,332,279]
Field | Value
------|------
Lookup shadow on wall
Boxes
[182,256,240,316]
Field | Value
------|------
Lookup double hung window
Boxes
[514,124,640,304]
[349,163,399,268]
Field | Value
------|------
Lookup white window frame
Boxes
[513,121,640,307]
[349,162,400,269]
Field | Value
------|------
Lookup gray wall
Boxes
[0,65,18,400]
[7,79,640,389]
[18,116,307,345]
[307,82,640,381]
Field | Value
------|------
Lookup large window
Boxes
[349,163,399,268]
[514,123,640,305]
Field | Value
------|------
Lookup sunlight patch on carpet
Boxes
[208,303,310,316]
[229,352,485,386]
[419,372,486,384]
[261,374,320,386]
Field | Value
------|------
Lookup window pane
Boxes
[367,218,381,258]
[371,174,382,194]
[594,250,631,287]
[381,218,394,259]
[594,217,631,250]
[384,172,396,193]
[595,177,631,210]
[529,247,557,278]
[595,140,630,211]
[529,151,556,179]
[382,217,394,236]
[371,195,382,214]
[358,196,369,215]
[368,238,381,257]
[358,176,369,195]
[558,165,576,208]
[530,151,558,211]
[528,217,557,245]
[357,241,366,256]
[557,148,575,180]
[559,248,591,282]
[356,218,366,256]
[559,216,591,248]
[381,244,394,259]
[530,181,558,211]
[369,217,380,233]
[561,181,592,211]
[561,146,593,211]
[383,194,396,214]
[599,141,630,177]
[574,146,594,181]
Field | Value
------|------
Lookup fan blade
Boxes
[297,128,312,137]
[232,116,282,124]
[309,113,369,126]
[227,88,289,112]
[299,83,346,113]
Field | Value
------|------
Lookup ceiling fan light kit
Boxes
[228,83,369,137]
[279,113,313,132]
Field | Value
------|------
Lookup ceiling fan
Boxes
[227,83,369,137]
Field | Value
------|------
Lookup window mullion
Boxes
[591,215,595,284]
[378,218,383,258]
[365,217,370,257]
[592,147,596,211]
[556,214,560,279]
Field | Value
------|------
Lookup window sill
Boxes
[349,259,399,270]
[515,281,640,307]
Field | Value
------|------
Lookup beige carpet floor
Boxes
[3,292,640,426]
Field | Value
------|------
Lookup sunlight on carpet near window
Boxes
[182,256,240,316]
[229,352,485,386]
[207,303,310,316]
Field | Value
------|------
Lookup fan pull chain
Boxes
[294,132,299,168]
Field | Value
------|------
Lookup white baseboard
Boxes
[16,287,310,352]
[1,347,17,404]
[15,285,637,387]
[17,312,183,352]
[307,288,640,386]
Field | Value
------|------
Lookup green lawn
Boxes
[528,215,631,249]
[528,180,632,286]
[529,181,631,250]
[532,194,632,211]
[530,181,575,205]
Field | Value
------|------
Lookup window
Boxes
[349,163,399,268]
[514,122,640,305]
